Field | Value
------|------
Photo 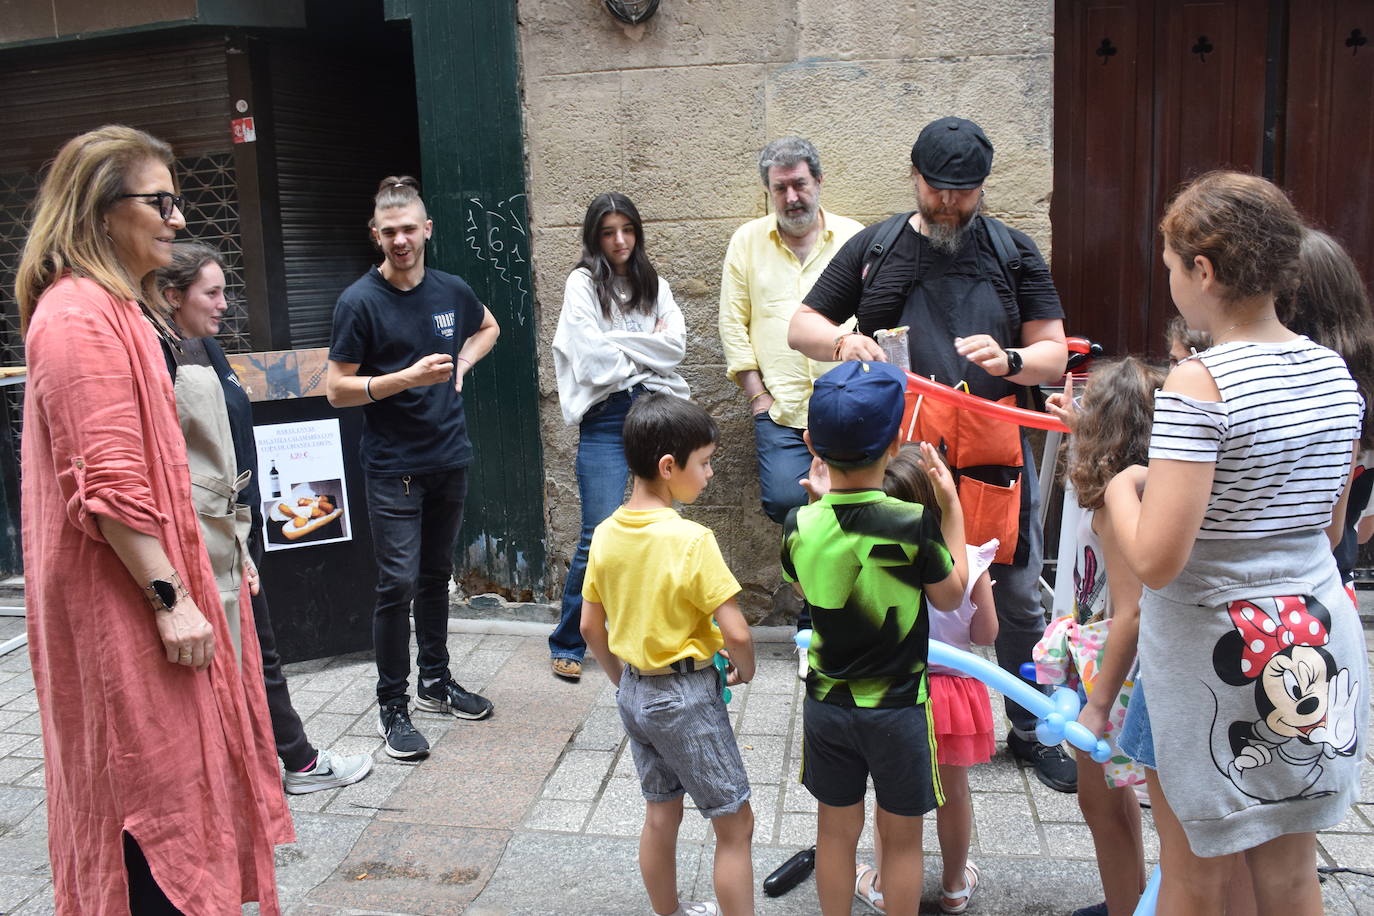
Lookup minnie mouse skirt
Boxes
[928,672,996,767]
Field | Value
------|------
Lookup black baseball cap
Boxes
[910,117,994,190]
[807,360,908,468]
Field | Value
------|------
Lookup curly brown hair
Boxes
[1277,228,1374,450]
[1068,357,1168,510]
[1164,315,1211,361]
[1159,171,1304,305]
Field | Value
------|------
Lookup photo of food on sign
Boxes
[263,480,349,547]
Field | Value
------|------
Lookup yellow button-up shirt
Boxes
[718,210,864,429]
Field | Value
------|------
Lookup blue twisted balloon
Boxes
[793,630,1111,763]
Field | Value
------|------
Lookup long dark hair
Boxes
[576,192,658,319]
[1278,228,1374,450]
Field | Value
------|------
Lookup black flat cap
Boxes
[910,117,994,190]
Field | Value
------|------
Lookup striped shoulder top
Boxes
[1147,337,1361,539]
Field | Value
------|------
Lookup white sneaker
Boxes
[283,747,374,795]
[674,903,719,916]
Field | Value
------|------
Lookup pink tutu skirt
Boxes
[929,672,996,767]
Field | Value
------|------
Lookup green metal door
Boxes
[385,0,546,600]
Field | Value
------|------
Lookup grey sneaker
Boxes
[283,747,374,795]
[378,702,430,759]
[415,676,494,720]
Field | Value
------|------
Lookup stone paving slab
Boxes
[304,820,509,913]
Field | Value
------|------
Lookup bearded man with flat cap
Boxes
[787,116,1075,794]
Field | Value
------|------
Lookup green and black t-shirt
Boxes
[781,490,954,708]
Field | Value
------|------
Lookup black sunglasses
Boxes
[118,191,185,220]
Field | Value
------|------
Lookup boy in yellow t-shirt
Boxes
[581,392,757,916]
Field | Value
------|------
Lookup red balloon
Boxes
[904,372,1070,434]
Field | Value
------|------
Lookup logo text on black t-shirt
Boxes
[432,309,456,340]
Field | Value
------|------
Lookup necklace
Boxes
[1215,314,1277,344]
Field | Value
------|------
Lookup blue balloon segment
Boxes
[793,630,1111,764]
[1133,865,1161,915]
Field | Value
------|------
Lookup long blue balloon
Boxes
[794,631,1112,763]
[1134,865,1161,915]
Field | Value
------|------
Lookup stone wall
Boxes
[518,0,1054,622]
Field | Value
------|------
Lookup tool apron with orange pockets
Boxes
[895,236,1030,567]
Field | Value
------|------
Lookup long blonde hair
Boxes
[15,125,176,334]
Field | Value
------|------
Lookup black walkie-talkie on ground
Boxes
[762,845,816,897]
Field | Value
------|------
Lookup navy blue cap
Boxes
[910,117,994,190]
[807,360,908,468]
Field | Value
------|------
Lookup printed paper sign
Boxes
[254,418,352,551]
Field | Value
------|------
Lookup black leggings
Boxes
[124,833,183,915]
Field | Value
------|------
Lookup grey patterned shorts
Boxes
[617,665,751,817]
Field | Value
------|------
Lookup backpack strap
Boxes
[978,214,1025,333]
[861,211,915,290]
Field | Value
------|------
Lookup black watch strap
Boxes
[1005,348,1023,376]
[145,570,188,612]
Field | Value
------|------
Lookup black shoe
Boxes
[1070,903,1108,916]
[378,702,430,759]
[1007,732,1078,793]
[415,676,494,721]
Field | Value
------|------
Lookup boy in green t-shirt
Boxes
[581,392,757,916]
[781,360,968,916]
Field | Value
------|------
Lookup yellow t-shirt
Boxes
[582,506,741,670]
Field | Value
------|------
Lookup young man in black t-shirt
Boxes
[788,118,1080,795]
[327,177,500,759]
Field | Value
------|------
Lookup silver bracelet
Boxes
[365,376,378,402]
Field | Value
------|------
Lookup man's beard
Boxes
[919,203,977,255]
[777,202,818,237]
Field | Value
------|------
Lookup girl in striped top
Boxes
[1103,171,1365,916]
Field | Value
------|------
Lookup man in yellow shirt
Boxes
[718,138,863,524]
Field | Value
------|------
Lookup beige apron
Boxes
[173,361,251,662]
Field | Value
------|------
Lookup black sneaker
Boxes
[378,702,430,759]
[415,676,494,721]
[1007,732,1078,793]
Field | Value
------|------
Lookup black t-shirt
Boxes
[329,266,485,476]
[803,216,1064,344]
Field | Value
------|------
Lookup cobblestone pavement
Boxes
[0,615,1372,914]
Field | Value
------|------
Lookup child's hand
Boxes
[799,456,831,502]
[1077,701,1111,741]
[919,441,959,511]
[1045,372,1077,431]
[719,648,746,686]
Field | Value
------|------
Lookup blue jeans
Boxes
[549,389,639,661]
[754,413,815,629]
[753,413,811,524]
[366,467,468,706]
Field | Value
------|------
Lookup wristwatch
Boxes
[144,570,188,612]
[1004,348,1024,376]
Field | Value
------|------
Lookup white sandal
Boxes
[940,861,980,915]
[853,862,885,914]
